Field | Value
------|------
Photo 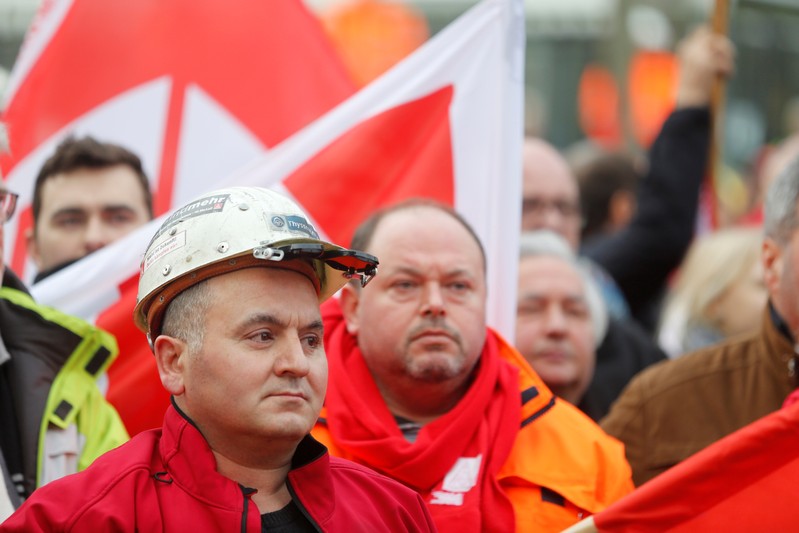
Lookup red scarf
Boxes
[322,299,519,532]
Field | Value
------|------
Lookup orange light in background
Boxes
[320,0,429,88]
[578,64,622,148]
[627,50,677,148]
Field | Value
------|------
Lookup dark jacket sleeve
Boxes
[579,317,667,421]
[581,107,711,326]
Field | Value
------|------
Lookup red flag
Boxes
[285,86,455,245]
[583,401,799,532]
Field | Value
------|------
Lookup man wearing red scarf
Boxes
[313,200,634,532]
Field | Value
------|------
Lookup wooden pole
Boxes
[708,0,730,228]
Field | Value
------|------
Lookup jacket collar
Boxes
[0,269,29,365]
[159,401,334,517]
[769,301,794,344]
[1,269,30,294]
[490,329,557,424]
[761,303,797,386]
[493,331,614,513]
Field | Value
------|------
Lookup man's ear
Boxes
[153,335,188,396]
[762,237,784,299]
[339,284,361,335]
[25,226,42,268]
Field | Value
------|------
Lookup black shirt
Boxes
[261,500,316,532]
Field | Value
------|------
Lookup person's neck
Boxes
[172,399,298,512]
[553,385,581,406]
[377,374,473,425]
[212,443,295,513]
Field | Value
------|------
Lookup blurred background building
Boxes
[1,0,797,220]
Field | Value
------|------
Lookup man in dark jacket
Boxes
[521,26,735,418]
[601,155,799,486]
[1,187,435,532]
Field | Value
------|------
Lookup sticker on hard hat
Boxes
[143,231,186,273]
[269,214,320,239]
[154,194,231,240]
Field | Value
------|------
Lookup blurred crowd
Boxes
[1,7,798,533]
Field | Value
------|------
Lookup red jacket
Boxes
[1,404,436,532]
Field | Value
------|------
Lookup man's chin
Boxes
[405,352,464,383]
[256,419,314,441]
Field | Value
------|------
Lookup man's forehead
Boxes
[523,140,577,187]
[40,173,146,207]
[519,255,584,286]
[369,209,486,277]
[384,262,477,278]
[206,266,321,311]
[43,165,141,191]
[374,207,472,243]
[522,172,578,201]
[518,290,587,304]
[384,208,480,244]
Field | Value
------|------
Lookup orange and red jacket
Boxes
[314,331,634,532]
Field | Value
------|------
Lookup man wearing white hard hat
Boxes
[1,187,436,532]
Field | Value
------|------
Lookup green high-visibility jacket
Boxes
[0,270,129,510]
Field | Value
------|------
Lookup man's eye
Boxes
[566,305,589,318]
[517,304,543,315]
[250,331,274,343]
[55,216,84,228]
[108,213,136,224]
[303,335,321,349]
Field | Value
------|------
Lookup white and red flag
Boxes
[9,0,525,435]
[1,0,357,275]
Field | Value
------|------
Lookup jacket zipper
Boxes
[241,486,256,533]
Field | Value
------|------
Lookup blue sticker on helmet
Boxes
[269,214,319,239]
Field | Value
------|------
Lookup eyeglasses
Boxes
[522,197,581,221]
[0,191,19,223]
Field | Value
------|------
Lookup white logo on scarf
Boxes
[430,455,482,506]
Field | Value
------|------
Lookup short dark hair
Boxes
[32,135,154,222]
[350,198,487,271]
[575,151,640,240]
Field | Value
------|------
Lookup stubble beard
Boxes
[400,323,467,383]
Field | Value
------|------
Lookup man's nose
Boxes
[540,206,567,231]
[420,282,446,317]
[84,217,111,252]
[544,305,568,336]
[273,337,311,377]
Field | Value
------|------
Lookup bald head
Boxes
[522,138,582,250]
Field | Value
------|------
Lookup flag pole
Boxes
[708,0,730,228]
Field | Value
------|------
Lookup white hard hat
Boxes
[134,186,377,339]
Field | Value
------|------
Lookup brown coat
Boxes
[600,305,796,486]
